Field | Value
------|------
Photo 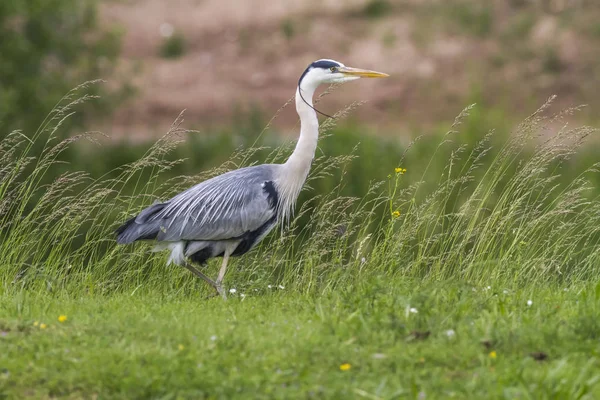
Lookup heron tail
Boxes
[115,202,167,244]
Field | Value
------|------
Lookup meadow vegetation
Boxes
[0,0,124,137]
[1,86,600,398]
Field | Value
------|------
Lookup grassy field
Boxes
[2,280,600,399]
[2,89,600,398]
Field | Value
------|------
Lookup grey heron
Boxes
[115,59,388,298]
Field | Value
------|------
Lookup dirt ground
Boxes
[99,0,600,140]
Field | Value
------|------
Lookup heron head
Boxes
[298,59,389,88]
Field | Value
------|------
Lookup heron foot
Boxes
[215,282,227,300]
[202,291,219,300]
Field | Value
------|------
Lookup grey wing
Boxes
[153,165,278,242]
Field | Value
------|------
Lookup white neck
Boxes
[286,84,319,173]
[276,81,320,225]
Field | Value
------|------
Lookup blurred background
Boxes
[2,0,600,197]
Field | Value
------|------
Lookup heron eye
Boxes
[330,67,336,72]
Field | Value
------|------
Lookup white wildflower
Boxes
[278,285,285,290]
[210,335,217,341]
[229,288,237,294]
[445,329,456,338]
[527,299,533,307]
[405,305,419,317]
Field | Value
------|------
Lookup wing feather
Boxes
[151,164,279,242]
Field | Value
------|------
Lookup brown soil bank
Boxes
[100,0,600,140]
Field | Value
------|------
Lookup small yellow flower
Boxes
[392,210,401,218]
[33,321,39,327]
[178,344,185,351]
[58,315,67,323]
[40,323,48,329]
[395,167,407,174]
[339,363,351,371]
[489,351,497,359]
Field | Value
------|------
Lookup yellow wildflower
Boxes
[339,363,351,371]
[395,167,407,174]
[33,321,39,327]
[489,351,497,359]
[178,344,185,351]
[392,210,401,218]
[40,323,47,329]
[58,315,67,323]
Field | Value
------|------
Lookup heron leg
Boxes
[182,262,217,289]
[215,252,231,300]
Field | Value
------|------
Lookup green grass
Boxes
[2,86,600,398]
[160,33,186,59]
[2,281,600,398]
[361,0,393,19]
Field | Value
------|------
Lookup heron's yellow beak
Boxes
[337,66,389,78]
